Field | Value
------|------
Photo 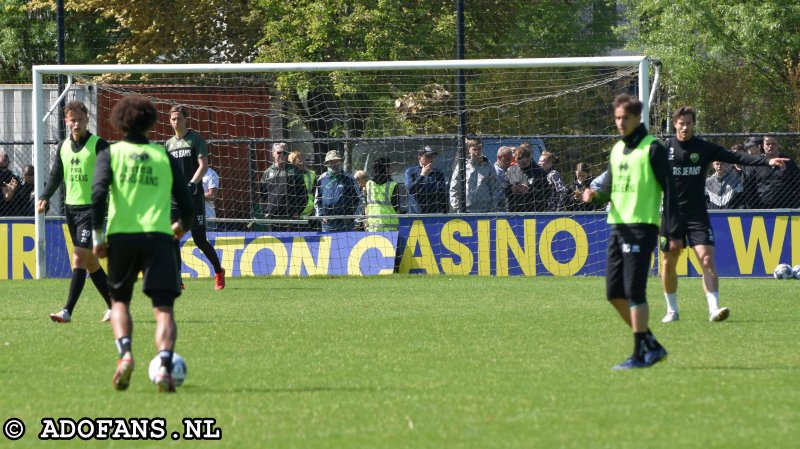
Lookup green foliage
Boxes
[1,276,798,448]
[0,1,55,82]
[253,0,622,162]
[618,0,800,131]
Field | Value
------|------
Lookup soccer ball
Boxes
[148,353,187,387]
[793,264,800,280]
[773,263,793,279]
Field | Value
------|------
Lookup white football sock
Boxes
[665,292,678,313]
[706,292,720,312]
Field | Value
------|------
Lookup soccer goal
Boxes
[32,56,656,279]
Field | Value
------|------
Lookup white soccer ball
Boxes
[773,263,793,279]
[148,352,187,387]
[793,264,800,280]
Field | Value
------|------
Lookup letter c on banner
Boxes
[348,235,395,275]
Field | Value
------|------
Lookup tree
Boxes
[1,1,113,82]
[254,0,621,166]
[617,0,800,131]
[23,0,263,65]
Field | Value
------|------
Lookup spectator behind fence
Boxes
[202,164,220,231]
[289,150,318,231]
[494,145,514,211]
[405,145,448,214]
[353,169,369,231]
[11,164,35,216]
[739,138,763,208]
[705,161,743,210]
[568,162,602,211]
[315,150,361,232]
[743,136,800,209]
[1,150,21,216]
[539,151,570,210]
[504,143,549,212]
[365,158,404,231]
[729,143,746,179]
[449,138,500,213]
[259,142,307,232]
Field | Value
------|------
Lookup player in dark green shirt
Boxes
[165,105,225,290]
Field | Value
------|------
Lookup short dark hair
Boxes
[372,157,390,175]
[110,96,158,136]
[575,162,591,174]
[513,145,531,160]
[540,151,559,165]
[612,94,643,116]
[465,138,483,149]
[168,105,189,118]
[672,106,697,123]
[744,137,763,148]
[64,101,88,117]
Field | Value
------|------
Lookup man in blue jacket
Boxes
[405,146,448,214]
[315,150,360,232]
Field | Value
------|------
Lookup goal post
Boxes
[32,56,653,279]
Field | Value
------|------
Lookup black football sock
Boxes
[64,268,87,314]
[89,268,112,308]
[644,329,663,351]
[116,337,132,358]
[633,332,648,361]
[158,350,173,374]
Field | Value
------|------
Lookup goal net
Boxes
[32,57,654,279]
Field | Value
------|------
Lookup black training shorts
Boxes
[660,215,715,250]
[106,233,181,306]
[65,205,93,249]
[606,224,658,305]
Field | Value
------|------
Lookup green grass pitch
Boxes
[1,275,798,448]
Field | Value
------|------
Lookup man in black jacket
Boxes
[259,142,308,232]
[741,136,800,210]
[660,107,788,324]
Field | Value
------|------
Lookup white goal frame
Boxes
[32,56,653,279]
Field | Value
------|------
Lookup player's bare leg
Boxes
[660,243,683,322]
[693,244,729,322]
[49,247,111,322]
[111,300,134,391]
[153,305,177,392]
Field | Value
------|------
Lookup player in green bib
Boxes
[91,96,194,393]
[38,101,112,323]
[580,94,681,370]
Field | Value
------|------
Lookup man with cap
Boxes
[315,150,361,232]
[259,142,307,232]
[405,146,448,214]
